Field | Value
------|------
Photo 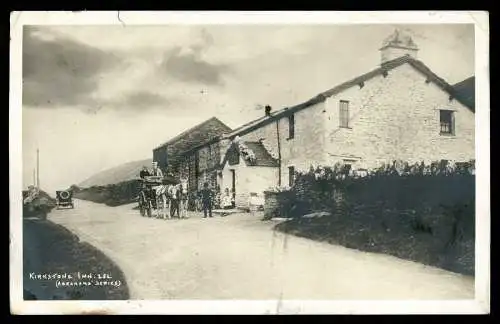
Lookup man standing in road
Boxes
[200,182,213,218]
[169,184,181,218]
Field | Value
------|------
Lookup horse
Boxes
[152,184,169,219]
[164,180,189,219]
[178,179,189,219]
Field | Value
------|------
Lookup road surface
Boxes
[47,199,474,300]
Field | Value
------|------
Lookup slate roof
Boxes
[224,55,475,139]
[153,117,232,170]
[219,141,279,169]
[243,141,279,167]
[452,76,475,112]
[155,117,232,151]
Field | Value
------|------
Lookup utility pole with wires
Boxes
[36,148,40,189]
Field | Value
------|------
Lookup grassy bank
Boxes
[23,216,130,300]
[71,180,141,207]
[270,163,475,277]
[274,212,474,276]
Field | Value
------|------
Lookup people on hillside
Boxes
[200,182,213,218]
[23,185,39,205]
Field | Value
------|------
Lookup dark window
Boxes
[342,159,356,176]
[228,145,240,165]
[195,151,200,176]
[440,110,455,135]
[339,100,350,128]
[288,166,295,187]
[208,145,213,168]
[288,114,295,139]
[343,164,352,175]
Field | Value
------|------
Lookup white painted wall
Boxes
[324,63,475,169]
[220,154,279,208]
[238,101,328,187]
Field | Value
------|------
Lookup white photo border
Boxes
[9,11,490,315]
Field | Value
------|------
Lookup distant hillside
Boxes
[78,158,152,188]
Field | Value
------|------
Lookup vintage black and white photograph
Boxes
[10,11,489,314]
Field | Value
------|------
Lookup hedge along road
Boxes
[48,199,474,300]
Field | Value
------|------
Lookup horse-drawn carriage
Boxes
[137,175,189,219]
[137,176,162,217]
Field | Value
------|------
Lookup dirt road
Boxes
[48,199,474,300]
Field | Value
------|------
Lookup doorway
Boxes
[230,169,236,208]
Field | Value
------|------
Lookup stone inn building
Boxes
[215,29,475,208]
[152,117,232,192]
[153,30,475,209]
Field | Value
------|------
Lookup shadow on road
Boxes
[23,211,130,300]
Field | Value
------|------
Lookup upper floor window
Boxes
[288,114,295,139]
[339,100,350,128]
[440,110,455,135]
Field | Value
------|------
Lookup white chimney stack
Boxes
[380,29,419,64]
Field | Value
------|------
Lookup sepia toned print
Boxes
[10,11,489,315]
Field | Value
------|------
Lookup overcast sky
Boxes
[21,24,474,193]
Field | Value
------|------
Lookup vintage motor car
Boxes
[55,190,74,209]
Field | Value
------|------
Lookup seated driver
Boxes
[150,161,164,178]
[150,161,164,208]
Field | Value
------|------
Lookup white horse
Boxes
[164,180,189,219]
[153,184,169,219]
[178,179,189,219]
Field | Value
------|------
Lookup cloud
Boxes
[105,90,177,111]
[159,29,231,86]
[122,91,168,107]
[22,26,122,108]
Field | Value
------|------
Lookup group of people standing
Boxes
[199,185,235,218]
[139,161,235,218]
[140,161,163,179]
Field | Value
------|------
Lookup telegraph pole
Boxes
[36,148,40,189]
